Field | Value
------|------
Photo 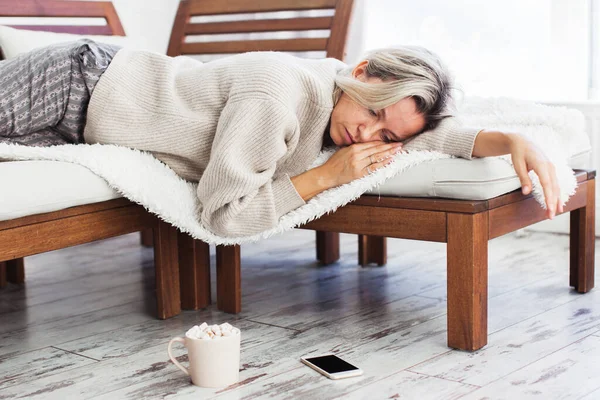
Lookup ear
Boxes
[351,60,369,81]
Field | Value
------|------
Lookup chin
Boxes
[332,128,343,147]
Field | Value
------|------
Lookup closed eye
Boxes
[380,130,393,143]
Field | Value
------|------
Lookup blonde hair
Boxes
[333,46,456,131]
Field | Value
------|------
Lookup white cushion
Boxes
[366,150,591,200]
[0,149,590,222]
[0,161,121,221]
[0,25,133,59]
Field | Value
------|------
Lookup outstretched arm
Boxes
[473,129,563,219]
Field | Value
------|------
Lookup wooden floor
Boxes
[0,228,599,399]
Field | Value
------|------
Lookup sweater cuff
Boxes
[453,127,484,160]
[272,174,306,218]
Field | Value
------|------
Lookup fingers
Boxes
[536,163,558,219]
[551,164,562,216]
[363,144,403,166]
[370,144,405,163]
[355,141,403,159]
[512,156,533,195]
[554,166,563,214]
[553,170,562,216]
[363,156,395,176]
[346,142,402,172]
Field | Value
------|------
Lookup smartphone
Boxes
[300,354,363,380]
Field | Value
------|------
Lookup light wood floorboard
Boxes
[0,229,598,399]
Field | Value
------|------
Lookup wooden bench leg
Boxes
[216,245,241,313]
[570,178,595,293]
[358,235,387,266]
[7,258,25,284]
[178,233,211,310]
[316,231,340,265]
[153,220,181,319]
[140,229,154,247]
[447,212,488,351]
[0,262,6,288]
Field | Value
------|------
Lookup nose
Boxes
[356,123,381,143]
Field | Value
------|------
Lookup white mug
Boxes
[168,333,241,388]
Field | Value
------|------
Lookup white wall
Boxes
[84,0,180,53]
[359,0,591,103]
[591,0,600,100]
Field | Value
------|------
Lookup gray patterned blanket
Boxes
[0,39,120,147]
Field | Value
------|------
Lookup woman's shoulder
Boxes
[221,52,346,108]
[230,51,346,75]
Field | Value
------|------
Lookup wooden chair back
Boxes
[0,0,124,35]
[0,0,124,60]
[167,0,354,61]
[0,0,125,36]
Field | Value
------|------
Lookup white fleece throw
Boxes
[0,96,585,245]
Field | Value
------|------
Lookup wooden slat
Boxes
[0,204,155,260]
[488,179,589,240]
[354,195,489,214]
[185,16,332,35]
[301,205,447,243]
[0,1,124,35]
[181,38,328,54]
[6,25,114,35]
[167,0,191,57]
[189,0,336,15]
[447,212,489,351]
[326,0,353,59]
[0,1,112,17]
[102,2,125,35]
[0,198,133,231]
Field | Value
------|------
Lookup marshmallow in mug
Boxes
[186,322,241,340]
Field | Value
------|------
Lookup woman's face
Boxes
[329,61,427,147]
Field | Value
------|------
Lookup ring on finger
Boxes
[369,155,374,164]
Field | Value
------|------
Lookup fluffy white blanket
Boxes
[0,97,585,245]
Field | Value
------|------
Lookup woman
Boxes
[0,40,562,236]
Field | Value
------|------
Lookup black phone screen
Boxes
[304,355,360,373]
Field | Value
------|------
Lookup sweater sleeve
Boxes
[401,116,483,160]
[197,97,306,237]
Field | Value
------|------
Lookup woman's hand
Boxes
[320,141,404,187]
[290,141,403,202]
[508,134,563,219]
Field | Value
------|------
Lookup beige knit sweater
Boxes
[84,49,481,236]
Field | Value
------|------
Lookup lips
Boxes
[344,128,354,145]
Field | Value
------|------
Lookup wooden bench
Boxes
[218,167,596,351]
[0,0,195,320]
[160,1,596,351]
